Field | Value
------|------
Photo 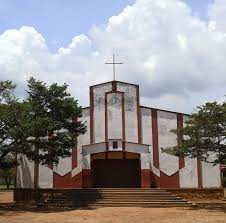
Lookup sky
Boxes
[0,0,225,113]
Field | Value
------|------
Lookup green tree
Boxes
[0,81,21,187]
[0,81,21,167]
[0,79,87,189]
[0,80,16,103]
[22,78,86,188]
[163,101,226,165]
[0,154,16,189]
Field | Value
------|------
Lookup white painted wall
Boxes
[179,158,198,188]
[78,108,90,169]
[93,83,112,143]
[125,142,149,154]
[82,154,91,169]
[17,155,34,188]
[83,142,106,155]
[107,93,122,139]
[158,111,179,176]
[179,115,198,188]
[39,164,53,188]
[141,153,150,169]
[53,155,72,176]
[141,107,152,146]
[202,154,221,188]
[140,107,159,175]
[117,83,138,143]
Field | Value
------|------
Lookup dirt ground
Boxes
[0,191,226,223]
[0,191,13,203]
[0,206,226,223]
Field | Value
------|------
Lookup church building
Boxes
[17,80,222,189]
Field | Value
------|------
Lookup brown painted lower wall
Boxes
[82,169,92,188]
[141,170,151,188]
[150,171,180,189]
[150,172,160,188]
[159,171,180,188]
[167,188,224,200]
[53,172,82,188]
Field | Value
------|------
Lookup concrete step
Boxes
[48,199,187,203]
[51,194,177,198]
[45,188,191,208]
[52,189,168,192]
[51,197,181,201]
[50,195,182,199]
[52,192,172,196]
[46,201,192,208]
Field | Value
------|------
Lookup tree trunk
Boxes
[33,146,39,189]
[34,161,39,189]
[14,153,17,189]
[5,176,9,189]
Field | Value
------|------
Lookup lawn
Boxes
[0,185,14,189]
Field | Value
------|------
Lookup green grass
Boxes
[0,184,14,189]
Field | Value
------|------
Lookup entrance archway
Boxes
[91,152,141,188]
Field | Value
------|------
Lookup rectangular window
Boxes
[113,141,118,149]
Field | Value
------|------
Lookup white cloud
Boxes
[208,0,226,32]
[0,0,226,113]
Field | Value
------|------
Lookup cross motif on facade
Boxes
[105,54,123,81]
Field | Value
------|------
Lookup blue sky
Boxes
[0,0,213,52]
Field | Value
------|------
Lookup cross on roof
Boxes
[105,54,123,81]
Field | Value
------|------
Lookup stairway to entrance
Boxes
[46,188,193,207]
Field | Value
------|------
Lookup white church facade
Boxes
[17,80,222,189]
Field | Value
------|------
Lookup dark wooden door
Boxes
[92,159,141,188]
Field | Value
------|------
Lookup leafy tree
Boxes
[0,81,22,187]
[0,80,16,103]
[0,79,86,189]
[0,81,20,167]
[21,78,86,188]
[162,101,226,165]
[0,154,16,189]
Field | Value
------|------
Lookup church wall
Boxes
[179,115,198,188]
[139,107,208,189]
[17,81,222,190]
[141,107,158,187]
[202,153,221,188]
[52,147,73,188]
[77,108,90,167]
[179,158,198,188]
[158,111,179,177]
[117,83,139,143]
[39,164,53,188]
[92,83,112,143]
[52,108,90,188]
[107,93,123,139]
[17,155,34,188]
[53,156,72,177]
[79,108,91,187]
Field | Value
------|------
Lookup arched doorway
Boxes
[91,151,141,188]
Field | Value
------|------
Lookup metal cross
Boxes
[105,54,123,81]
